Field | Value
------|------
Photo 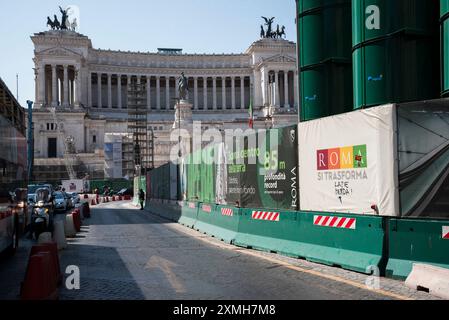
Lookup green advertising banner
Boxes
[226,125,298,210]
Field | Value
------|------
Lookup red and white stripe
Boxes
[221,208,234,216]
[252,211,280,222]
[314,215,356,229]
[202,204,212,213]
[188,202,196,209]
[443,226,449,239]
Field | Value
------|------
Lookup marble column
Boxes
[222,77,226,109]
[87,72,92,108]
[194,77,198,109]
[212,77,217,110]
[274,71,280,107]
[231,76,236,109]
[284,71,290,108]
[51,64,57,107]
[294,71,299,108]
[74,67,81,108]
[165,77,170,109]
[38,64,46,107]
[97,73,102,108]
[107,74,112,108]
[203,77,208,109]
[156,76,161,110]
[117,74,122,109]
[240,76,245,109]
[146,76,151,110]
[63,65,69,107]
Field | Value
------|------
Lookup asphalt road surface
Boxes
[0,201,437,300]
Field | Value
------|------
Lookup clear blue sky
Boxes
[0,0,297,108]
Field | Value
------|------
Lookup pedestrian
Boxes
[139,189,145,210]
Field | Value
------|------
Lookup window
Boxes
[47,123,50,131]
[93,135,97,143]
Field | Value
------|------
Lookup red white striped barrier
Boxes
[252,211,280,222]
[221,208,234,216]
[313,215,356,230]
[443,226,449,239]
[188,202,196,209]
[202,205,212,213]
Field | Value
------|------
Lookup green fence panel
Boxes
[194,204,240,244]
[386,218,449,279]
[234,209,303,258]
[179,201,199,228]
[235,209,386,274]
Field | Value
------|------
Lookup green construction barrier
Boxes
[194,204,240,244]
[178,201,199,228]
[386,218,449,279]
[234,209,387,274]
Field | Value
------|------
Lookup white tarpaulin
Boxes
[298,104,399,216]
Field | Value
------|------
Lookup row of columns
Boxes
[38,64,80,108]
[89,73,252,110]
[265,70,298,108]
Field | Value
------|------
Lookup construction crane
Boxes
[49,107,77,179]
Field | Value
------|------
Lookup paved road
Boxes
[55,202,393,300]
[0,201,436,300]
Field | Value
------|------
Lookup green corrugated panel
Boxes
[298,0,353,121]
[199,147,215,203]
[441,0,449,96]
[352,0,440,109]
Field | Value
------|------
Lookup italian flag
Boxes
[248,99,254,128]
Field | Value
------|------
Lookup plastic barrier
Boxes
[82,202,91,218]
[29,243,62,286]
[20,252,58,300]
[112,196,116,201]
[234,210,386,274]
[38,232,53,244]
[52,220,67,250]
[72,209,81,232]
[178,201,199,228]
[91,199,97,206]
[386,218,449,279]
[64,213,77,238]
[194,204,240,244]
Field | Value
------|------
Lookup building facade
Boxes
[30,29,298,181]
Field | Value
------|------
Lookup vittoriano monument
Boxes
[260,17,286,39]
[46,6,78,31]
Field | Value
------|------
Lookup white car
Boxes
[53,192,69,211]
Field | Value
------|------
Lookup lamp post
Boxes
[26,100,34,183]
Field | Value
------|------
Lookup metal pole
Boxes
[26,100,34,182]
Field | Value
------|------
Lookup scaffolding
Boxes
[123,79,154,178]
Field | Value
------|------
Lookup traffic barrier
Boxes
[52,220,67,250]
[194,204,240,244]
[178,201,198,228]
[29,243,62,286]
[84,194,89,199]
[118,196,122,201]
[234,210,386,274]
[405,264,449,300]
[72,209,82,232]
[20,252,58,300]
[38,232,52,244]
[112,196,116,201]
[82,202,91,218]
[386,218,449,279]
[64,213,77,238]
[91,199,96,206]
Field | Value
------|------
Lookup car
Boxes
[116,188,133,196]
[68,192,80,205]
[53,192,69,211]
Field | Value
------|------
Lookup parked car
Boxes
[116,188,133,196]
[53,192,70,211]
[68,192,80,205]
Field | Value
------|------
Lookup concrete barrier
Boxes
[178,201,199,228]
[386,218,449,279]
[52,220,67,250]
[406,264,449,299]
[37,232,53,244]
[194,204,240,244]
[64,214,77,238]
[20,252,58,300]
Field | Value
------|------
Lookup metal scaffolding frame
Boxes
[123,79,154,178]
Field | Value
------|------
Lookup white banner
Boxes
[298,104,399,216]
